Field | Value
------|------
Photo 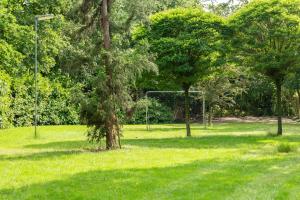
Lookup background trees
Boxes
[197,65,245,126]
[135,8,226,136]
[1,0,300,148]
[229,0,300,135]
[284,69,300,119]
[0,0,80,128]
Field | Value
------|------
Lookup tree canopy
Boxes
[134,8,227,136]
[229,0,300,135]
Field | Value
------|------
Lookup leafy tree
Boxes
[134,8,226,136]
[229,0,300,135]
[196,65,245,126]
[0,0,82,128]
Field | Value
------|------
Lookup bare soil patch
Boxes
[214,116,297,123]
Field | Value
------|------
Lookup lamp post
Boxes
[34,14,54,138]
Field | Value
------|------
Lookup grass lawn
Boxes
[0,122,300,200]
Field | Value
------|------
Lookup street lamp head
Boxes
[36,14,55,21]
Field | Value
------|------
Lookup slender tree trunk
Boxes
[275,80,283,136]
[297,89,300,119]
[208,104,213,127]
[184,87,191,137]
[101,0,117,149]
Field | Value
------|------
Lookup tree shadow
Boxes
[24,134,300,151]
[0,150,84,161]
[0,156,294,200]
[123,135,270,149]
[25,140,90,150]
[127,123,272,133]
[23,135,271,151]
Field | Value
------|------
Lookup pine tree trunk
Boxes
[101,0,117,149]
[275,80,283,136]
[184,87,191,137]
[208,104,213,127]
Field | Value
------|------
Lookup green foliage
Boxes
[11,73,80,127]
[0,70,12,128]
[277,143,294,153]
[127,98,173,124]
[135,8,226,89]
[134,8,227,136]
[80,47,157,143]
[235,74,275,116]
[229,0,300,135]
[229,0,300,83]
[197,65,246,110]
[2,0,300,132]
[0,0,81,128]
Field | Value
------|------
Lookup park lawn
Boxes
[0,123,300,200]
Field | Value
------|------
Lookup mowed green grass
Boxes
[0,123,300,200]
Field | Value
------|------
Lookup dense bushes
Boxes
[0,2,81,128]
[11,74,80,127]
[0,72,80,128]
[0,70,12,128]
[127,98,173,124]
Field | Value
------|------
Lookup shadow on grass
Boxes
[24,134,300,151]
[126,123,272,133]
[0,156,293,200]
[24,135,273,150]
[25,140,90,150]
[124,135,270,149]
[0,150,83,161]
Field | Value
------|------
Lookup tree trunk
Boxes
[208,104,213,127]
[275,80,283,136]
[297,89,300,119]
[184,87,191,137]
[101,0,117,149]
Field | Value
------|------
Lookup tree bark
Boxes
[101,0,111,50]
[101,0,117,149]
[184,87,191,137]
[275,80,283,136]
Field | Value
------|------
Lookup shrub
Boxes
[277,143,294,153]
[10,74,80,127]
[0,70,13,128]
[127,98,173,124]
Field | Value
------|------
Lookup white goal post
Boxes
[145,91,206,130]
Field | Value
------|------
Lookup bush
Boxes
[277,143,294,153]
[0,70,13,128]
[9,73,80,127]
[127,98,173,124]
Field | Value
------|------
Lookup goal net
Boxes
[144,91,206,130]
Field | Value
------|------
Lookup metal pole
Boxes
[146,92,149,131]
[33,15,54,138]
[34,17,38,138]
[203,91,206,128]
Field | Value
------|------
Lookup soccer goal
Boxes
[145,91,206,130]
